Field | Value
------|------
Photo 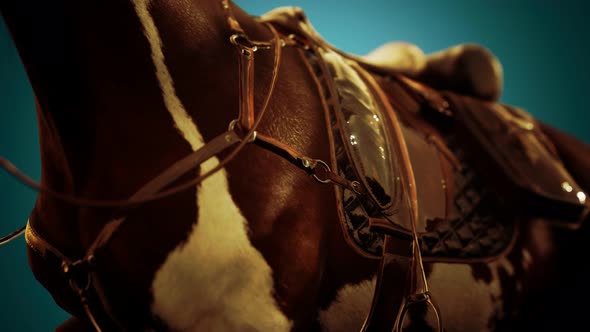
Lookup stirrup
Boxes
[396,291,443,332]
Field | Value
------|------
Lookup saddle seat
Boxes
[262,6,504,101]
[363,42,503,101]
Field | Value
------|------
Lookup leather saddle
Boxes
[261,7,590,261]
[261,8,589,331]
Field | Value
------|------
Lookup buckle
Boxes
[228,119,257,143]
[230,34,273,56]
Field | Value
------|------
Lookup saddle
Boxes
[261,7,589,331]
[262,7,588,259]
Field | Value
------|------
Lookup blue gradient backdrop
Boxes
[1,1,588,330]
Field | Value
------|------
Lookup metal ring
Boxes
[228,119,238,131]
[312,159,332,184]
[229,34,258,53]
[67,272,92,296]
[351,180,362,195]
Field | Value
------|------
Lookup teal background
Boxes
[0,0,588,330]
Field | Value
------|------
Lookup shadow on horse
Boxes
[1,1,589,331]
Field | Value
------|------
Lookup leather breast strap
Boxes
[18,12,365,331]
[23,10,286,331]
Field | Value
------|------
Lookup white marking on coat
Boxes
[132,1,291,330]
[319,278,375,332]
[319,262,516,332]
[428,263,501,332]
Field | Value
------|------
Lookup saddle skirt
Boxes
[261,7,589,261]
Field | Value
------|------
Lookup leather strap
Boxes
[354,53,442,332]
[87,130,242,256]
[255,133,365,195]
[19,6,285,331]
[0,25,280,211]
[361,235,413,332]
[0,225,25,246]
[0,131,240,208]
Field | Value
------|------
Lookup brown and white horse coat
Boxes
[1,1,589,331]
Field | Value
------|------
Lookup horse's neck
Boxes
[2,0,265,249]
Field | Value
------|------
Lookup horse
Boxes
[1,0,589,331]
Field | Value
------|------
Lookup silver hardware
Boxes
[312,159,332,184]
[302,158,311,168]
[248,131,257,143]
[351,180,362,194]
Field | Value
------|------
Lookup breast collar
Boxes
[0,2,370,331]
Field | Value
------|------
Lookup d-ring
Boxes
[230,34,258,53]
[312,159,332,184]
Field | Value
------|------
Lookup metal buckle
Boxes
[230,34,258,55]
[62,256,95,297]
[228,119,256,143]
[300,158,332,184]
[230,34,273,56]
[311,159,332,183]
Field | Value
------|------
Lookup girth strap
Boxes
[355,65,442,332]
[272,14,442,329]
[362,236,413,331]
